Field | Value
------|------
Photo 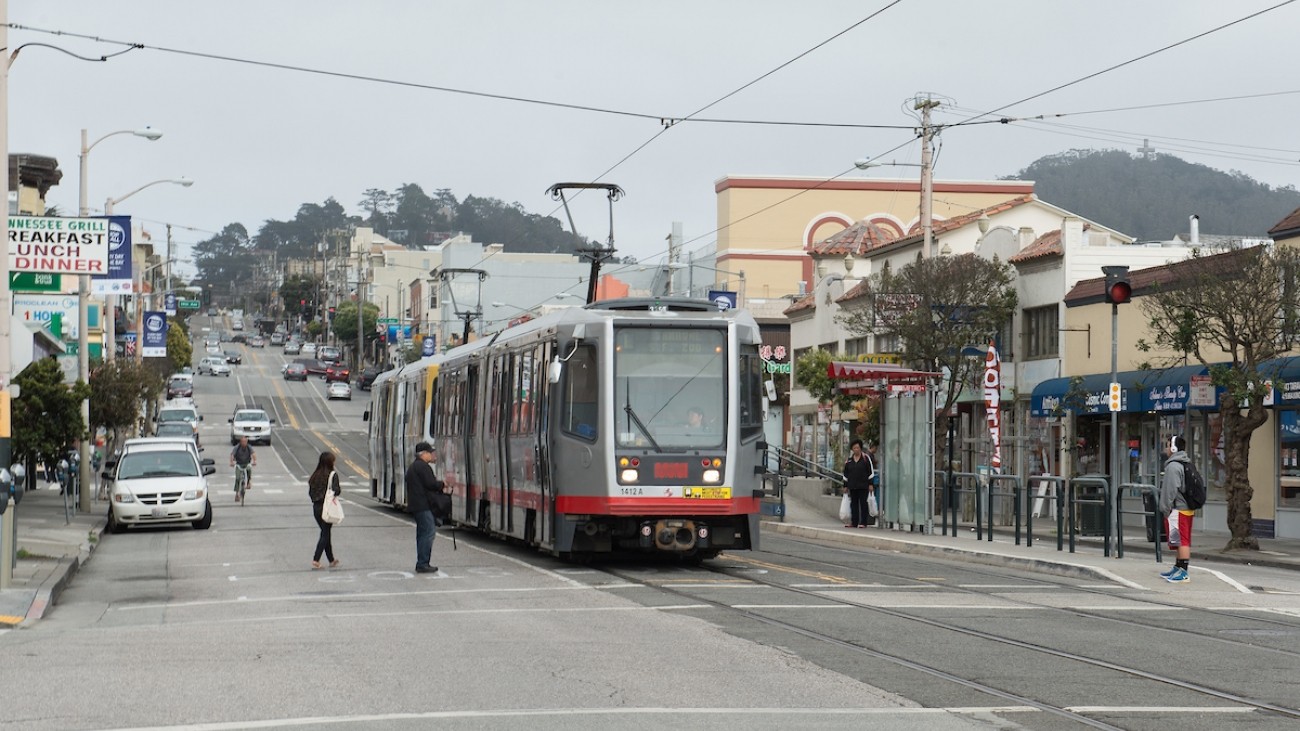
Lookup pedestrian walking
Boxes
[842,439,876,528]
[405,441,445,574]
[308,451,342,570]
[1160,435,1194,583]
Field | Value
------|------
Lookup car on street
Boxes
[283,340,302,355]
[229,408,275,445]
[250,335,266,348]
[283,362,309,381]
[270,332,285,346]
[153,421,201,446]
[102,440,216,533]
[231,333,248,344]
[224,349,243,365]
[165,377,193,400]
[206,344,222,356]
[326,381,352,400]
[231,320,244,331]
[301,342,317,356]
[356,364,392,390]
[318,345,342,364]
[198,356,231,376]
[155,403,202,440]
[325,364,351,383]
[293,357,329,378]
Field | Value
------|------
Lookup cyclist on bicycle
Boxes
[230,436,257,501]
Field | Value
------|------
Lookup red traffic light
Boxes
[300,299,306,306]
[1102,266,1132,305]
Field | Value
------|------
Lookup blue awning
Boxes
[1265,356,1300,406]
[1030,364,1218,417]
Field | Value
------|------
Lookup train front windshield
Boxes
[613,327,725,450]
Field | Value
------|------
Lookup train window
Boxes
[739,344,764,437]
[561,344,598,441]
[613,327,725,449]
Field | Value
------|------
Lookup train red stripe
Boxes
[556,495,759,515]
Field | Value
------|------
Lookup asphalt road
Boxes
[2,315,1300,731]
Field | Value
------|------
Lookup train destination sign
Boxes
[8,216,110,274]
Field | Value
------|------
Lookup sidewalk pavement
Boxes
[0,485,106,629]
[763,488,1300,589]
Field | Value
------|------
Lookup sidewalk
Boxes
[763,487,1300,588]
[0,485,106,629]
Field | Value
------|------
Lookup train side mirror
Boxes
[362,409,370,422]
[547,358,563,384]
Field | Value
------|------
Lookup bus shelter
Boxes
[828,361,942,532]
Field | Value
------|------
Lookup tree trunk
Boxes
[1221,403,1265,551]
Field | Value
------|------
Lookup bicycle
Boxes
[233,463,252,505]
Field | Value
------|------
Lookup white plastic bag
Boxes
[839,493,852,523]
[867,492,879,518]
[322,491,345,525]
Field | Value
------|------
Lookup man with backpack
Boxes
[1159,435,1202,583]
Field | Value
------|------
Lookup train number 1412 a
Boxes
[618,487,644,496]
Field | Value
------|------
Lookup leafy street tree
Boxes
[91,358,164,453]
[13,358,91,485]
[331,300,380,361]
[837,253,1018,444]
[1139,243,1300,550]
[794,348,856,413]
[166,317,193,373]
[278,275,321,319]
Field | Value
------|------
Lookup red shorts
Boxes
[1167,511,1193,549]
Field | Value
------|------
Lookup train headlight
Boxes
[702,468,721,483]
[621,469,639,483]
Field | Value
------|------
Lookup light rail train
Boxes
[365,298,767,559]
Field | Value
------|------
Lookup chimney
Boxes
[1061,216,1085,249]
[1190,215,1200,247]
[797,280,808,297]
[1018,226,1036,250]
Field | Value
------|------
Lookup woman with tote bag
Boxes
[308,451,343,569]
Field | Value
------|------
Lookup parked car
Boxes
[283,362,309,381]
[155,403,202,440]
[283,341,302,355]
[102,440,216,533]
[198,356,231,376]
[293,357,329,377]
[153,421,201,446]
[326,381,352,401]
[356,364,392,390]
[165,377,193,400]
[325,364,351,383]
[318,345,342,364]
[224,349,243,365]
[229,408,275,445]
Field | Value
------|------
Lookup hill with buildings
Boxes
[1004,149,1300,241]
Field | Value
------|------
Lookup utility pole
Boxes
[356,243,366,371]
[915,95,940,259]
[0,2,12,475]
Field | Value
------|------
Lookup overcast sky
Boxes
[9,1,1300,277]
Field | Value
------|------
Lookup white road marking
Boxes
[261,489,284,494]
[1192,565,1253,594]
[1064,706,1254,714]
[731,604,851,609]
[110,584,618,611]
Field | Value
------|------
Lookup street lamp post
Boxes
[76,127,163,513]
[103,178,193,364]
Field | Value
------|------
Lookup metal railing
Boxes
[1067,476,1111,556]
[767,445,845,488]
[1117,482,1163,563]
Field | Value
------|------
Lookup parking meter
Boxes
[0,468,11,515]
[10,464,24,506]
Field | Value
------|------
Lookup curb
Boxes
[765,522,1132,585]
[20,518,105,628]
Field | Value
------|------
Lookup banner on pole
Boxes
[142,311,168,357]
[983,342,1002,471]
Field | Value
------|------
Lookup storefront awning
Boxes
[1264,356,1300,406]
[1030,364,1217,417]
[827,361,941,384]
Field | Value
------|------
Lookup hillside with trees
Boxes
[1005,149,1300,241]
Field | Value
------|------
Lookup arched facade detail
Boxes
[803,213,854,249]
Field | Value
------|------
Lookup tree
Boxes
[166,317,193,373]
[837,253,1017,448]
[1139,242,1300,550]
[278,275,321,319]
[90,358,163,452]
[13,358,91,477]
[794,348,855,412]
[331,300,380,355]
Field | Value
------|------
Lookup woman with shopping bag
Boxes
[842,439,876,528]
[308,451,343,569]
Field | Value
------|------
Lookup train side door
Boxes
[534,341,554,548]
[391,381,408,506]
[464,363,481,524]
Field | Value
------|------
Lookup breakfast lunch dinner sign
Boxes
[8,216,110,275]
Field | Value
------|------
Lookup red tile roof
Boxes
[783,293,816,316]
[1064,245,1256,304]
[808,219,897,256]
[835,279,872,304]
[1269,206,1300,238]
[1009,229,1062,264]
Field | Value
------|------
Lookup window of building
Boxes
[844,336,871,357]
[875,333,901,353]
[1023,306,1059,360]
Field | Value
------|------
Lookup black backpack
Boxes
[1181,461,1207,511]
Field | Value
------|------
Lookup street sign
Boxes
[9,271,62,292]
[178,299,201,310]
[378,317,398,325]
[164,292,178,316]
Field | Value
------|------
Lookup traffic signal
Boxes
[1108,382,1122,412]
[300,299,306,306]
[328,306,337,321]
[1102,265,1131,304]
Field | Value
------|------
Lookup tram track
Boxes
[600,549,1300,726]
[763,534,1300,645]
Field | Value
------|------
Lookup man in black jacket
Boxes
[405,442,444,574]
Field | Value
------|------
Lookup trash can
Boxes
[1142,491,1160,543]
[1078,483,1107,537]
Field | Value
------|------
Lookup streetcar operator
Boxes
[230,436,258,492]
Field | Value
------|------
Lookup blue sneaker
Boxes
[1159,566,1178,578]
[1165,568,1190,583]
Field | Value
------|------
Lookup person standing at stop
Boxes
[842,439,875,528]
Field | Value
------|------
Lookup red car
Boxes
[325,364,351,383]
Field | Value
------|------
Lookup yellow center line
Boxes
[268,370,301,431]
[261,349,365,478]
[313,430,367,476]
[723,554,853,584]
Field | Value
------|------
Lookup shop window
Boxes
[1023,306,1058,360]
[1279,411,1300,508]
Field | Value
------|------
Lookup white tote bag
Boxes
[838,493,852,523]
[867,491,879,518]
[322,473,345,525]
